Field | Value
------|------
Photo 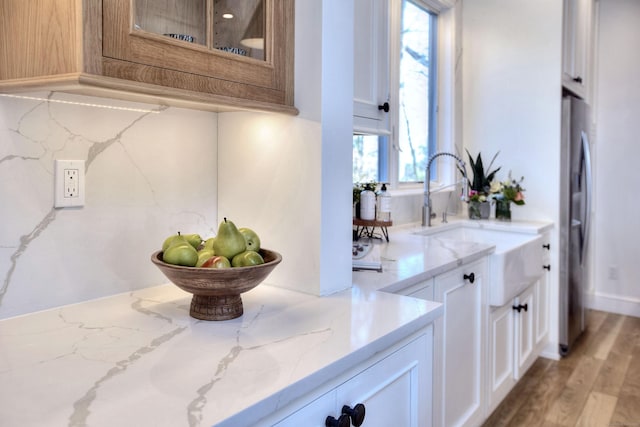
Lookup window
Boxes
[353,134,389,184]
[397,1,437,183]
[353,0,453,188]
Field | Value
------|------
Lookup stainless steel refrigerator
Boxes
[559,94,592,356]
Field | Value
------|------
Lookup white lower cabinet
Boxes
[486,302,515,414]
[526,235,551,366]
[514,284,536,379]
[394,231,551,426]
[434,258,487,427]
[487,274,550,415]
[537,236,551,351]
[397,258,487,427]
[269,328,433,427]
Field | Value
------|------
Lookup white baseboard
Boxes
[539,339,561,360]
[586,292,640,318]
[540,349,561,361]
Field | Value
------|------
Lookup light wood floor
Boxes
[483,310,640,427]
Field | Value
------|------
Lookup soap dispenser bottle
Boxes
[376,183,391,222]
[360,189,376,220]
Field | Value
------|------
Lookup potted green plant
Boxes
[460,150,501,219]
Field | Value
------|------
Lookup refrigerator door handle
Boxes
[581,131,593,263]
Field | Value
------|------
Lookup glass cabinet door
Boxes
[132,0,265,60]
[134,0,206,46]
[213,0,265,60]
[102,0,293,110]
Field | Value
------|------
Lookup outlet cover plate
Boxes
[54,160,85,208]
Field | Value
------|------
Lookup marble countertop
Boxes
[0,283,440,427]
[0,218,551,427]
[353,218,553,293]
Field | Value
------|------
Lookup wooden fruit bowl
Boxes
[151,249,282,321]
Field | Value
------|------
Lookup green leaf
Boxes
[465,149,501,194]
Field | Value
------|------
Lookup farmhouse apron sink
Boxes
[415,226,543,306]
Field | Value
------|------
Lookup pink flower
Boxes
[514,192,524,202]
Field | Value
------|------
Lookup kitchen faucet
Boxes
[422,152,468,227]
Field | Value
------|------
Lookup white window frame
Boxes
[388,0,459,194]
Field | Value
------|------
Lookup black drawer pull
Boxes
[463,272,475,283]
[543,265,551,271]
[512,303,528,313]
[378,102,390,112]
[543,243,550,250]
[325,414,350,427]
[342,404,366,426]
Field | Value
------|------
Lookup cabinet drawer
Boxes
[270,330,432,427]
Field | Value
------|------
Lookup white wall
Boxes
[463,0,563,221]
[462,0,563,356]
[0,0,355,320]
[0,93,218,319]
[589,0,640,316]
[217,0,354,296]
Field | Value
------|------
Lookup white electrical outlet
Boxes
[54,160,85,208]
[64,169,79,197]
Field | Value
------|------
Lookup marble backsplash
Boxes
[0,92,219,319]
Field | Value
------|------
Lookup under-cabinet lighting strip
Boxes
[0,94,161,113]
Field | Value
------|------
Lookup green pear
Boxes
[212,218,246,260]
[195,249,215,267]
[162,232,201,251]
[163,240,198,266]
[162,232,187,252]
[183,233,203,249]
[231,250,265,267]
[201,255,231,269]
[203,237,216,251]
[238,227,261,252]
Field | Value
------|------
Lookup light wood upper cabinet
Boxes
[0,0,296,114]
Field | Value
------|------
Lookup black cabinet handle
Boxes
[512,303,528,313]
[543,265,551,271]
[378,102,390,113]
[543,243,550,250]
[573,76,583,84]
[325,414,350,427]
[463,272,475,284]
[342,404,366,427]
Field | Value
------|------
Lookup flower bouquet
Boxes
[491,172,525,221]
